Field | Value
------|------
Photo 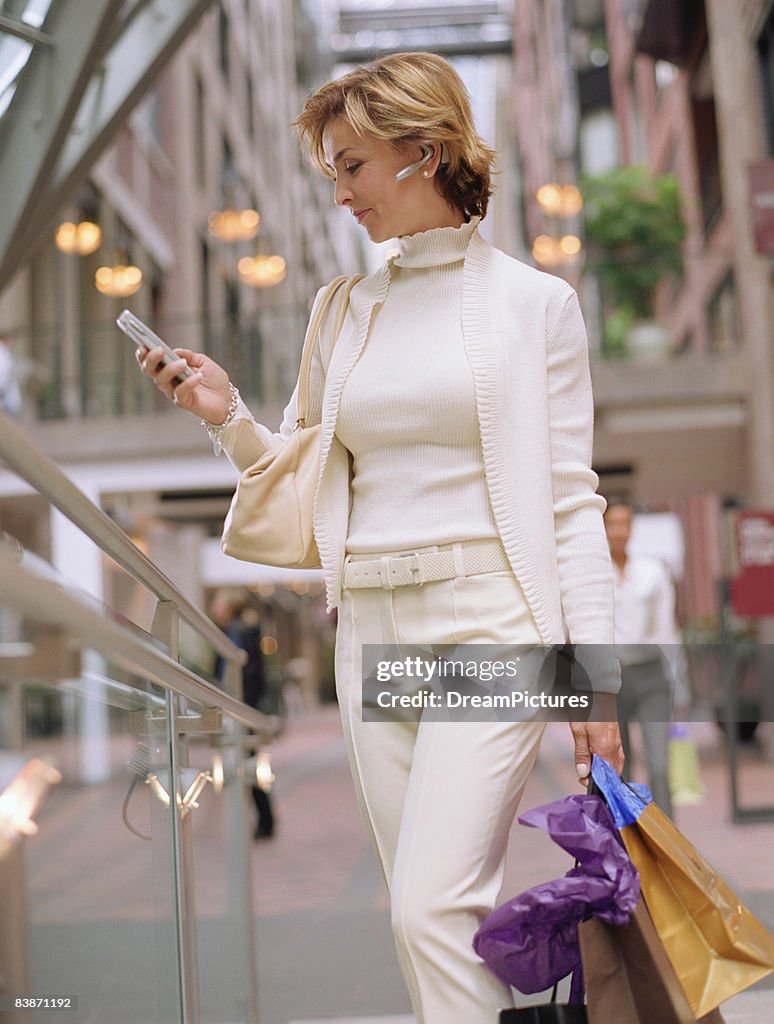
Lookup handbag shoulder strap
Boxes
[296,274,363,427]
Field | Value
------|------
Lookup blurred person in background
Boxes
[604,499,685,818]
[211,590,276,839]
[138,52,622,1024]
[0,335,22,416]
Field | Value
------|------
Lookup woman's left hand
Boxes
[569,692,624,785]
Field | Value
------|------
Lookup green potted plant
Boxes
[580,165,687,360]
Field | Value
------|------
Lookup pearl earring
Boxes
[422,170,430,177]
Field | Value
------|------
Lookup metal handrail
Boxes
[0,545,278,737]
[0,407,243,665]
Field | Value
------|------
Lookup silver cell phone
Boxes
[116,309,193,382]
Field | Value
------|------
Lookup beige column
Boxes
[706,0,774,506]
[706,0,774,756]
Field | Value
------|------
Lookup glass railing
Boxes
[0,406,279,1023]
[9,672,182,1024]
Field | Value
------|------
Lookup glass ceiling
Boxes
[0,0,215,291]
[0,0,54,119]
[0,0,146,123]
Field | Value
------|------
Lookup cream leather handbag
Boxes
[221,274,362,568]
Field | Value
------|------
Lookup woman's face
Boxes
[322,118,456,243]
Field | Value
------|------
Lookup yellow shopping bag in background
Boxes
[668,724,705,807]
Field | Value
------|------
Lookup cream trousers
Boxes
[335,567,546,1024]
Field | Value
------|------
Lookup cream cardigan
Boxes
[222,227,616,654]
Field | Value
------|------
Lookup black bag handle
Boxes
[587,763,650,807]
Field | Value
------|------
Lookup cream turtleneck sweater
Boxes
[336,217,498,553]
[215,223,618,665]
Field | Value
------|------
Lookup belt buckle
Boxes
[407,552,423,586]
[379,552,424,588]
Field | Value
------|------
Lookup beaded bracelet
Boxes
[201,382,240,455]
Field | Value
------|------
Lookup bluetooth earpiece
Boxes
[395,144,435,182]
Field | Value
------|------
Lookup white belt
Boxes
[342,539,509,590]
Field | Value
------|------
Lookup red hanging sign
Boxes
[731,510,774,616]
[749,160,774,255]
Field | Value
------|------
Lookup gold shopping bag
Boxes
[591,756,774,1018]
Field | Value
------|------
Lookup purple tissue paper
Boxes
[473,793,639,994]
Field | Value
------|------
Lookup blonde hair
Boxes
[294,52,495,220]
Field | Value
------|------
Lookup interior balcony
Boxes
[591,350,749,498]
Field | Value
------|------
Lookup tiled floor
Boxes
[21,704,774,1022]
[250,707,774,1023]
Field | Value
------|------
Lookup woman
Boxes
[140,52,623,1023]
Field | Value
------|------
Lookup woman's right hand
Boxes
[137,346,233,424]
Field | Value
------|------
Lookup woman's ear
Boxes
[425,142,450,177]
[421,142,444,178]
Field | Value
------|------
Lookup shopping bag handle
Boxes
[589,757,651,802]
[587,776,604,800]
